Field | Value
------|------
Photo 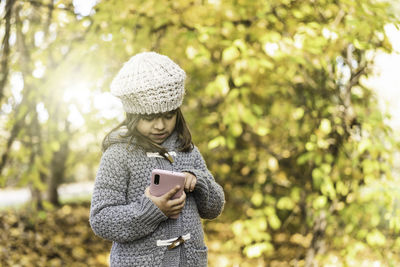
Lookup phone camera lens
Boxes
[154,174,160,185]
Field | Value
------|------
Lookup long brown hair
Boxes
[102,108,193,158]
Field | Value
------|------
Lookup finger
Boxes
[184,177,192,191]
[145,187,151,197]
[170,202,185,212]
[189,178,196,192]
[179,191,186,201]
[177,200,186,210]
[168,191,186,206]
[183,172,191,189]
[163,185,181,200]
[169,205,185,217]
[169,197,186,209]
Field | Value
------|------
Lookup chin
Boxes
[152,139,165,144]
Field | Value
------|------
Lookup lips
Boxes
[150,133,168,141]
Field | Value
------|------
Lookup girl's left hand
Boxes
[183,172,197,192]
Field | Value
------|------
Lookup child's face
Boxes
[136,111,177,144]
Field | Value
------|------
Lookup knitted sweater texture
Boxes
[89,132,225,267]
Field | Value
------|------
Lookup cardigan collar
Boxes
[160,131,179,151]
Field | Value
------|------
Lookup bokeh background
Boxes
[1,0,400,266]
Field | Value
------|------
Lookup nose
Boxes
[153,117,165,130]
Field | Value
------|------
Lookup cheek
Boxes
[136,121,150,135]
[168,118,177,130]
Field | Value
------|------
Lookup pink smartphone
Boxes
[149,169,186,219]
[149,169,186,198]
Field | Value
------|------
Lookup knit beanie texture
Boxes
[110,52,186,114]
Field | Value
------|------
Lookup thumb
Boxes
[163,185,180,200]
[145,187,151,197]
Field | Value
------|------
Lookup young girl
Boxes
[89,52,225,267]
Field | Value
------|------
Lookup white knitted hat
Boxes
[110,52,186,114]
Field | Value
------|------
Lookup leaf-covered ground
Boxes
[0,202,110,267]
[3,201,395,266]
[0,201,318,267]
[0,202,247,267]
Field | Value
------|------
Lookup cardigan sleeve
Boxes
[89,144,168,243]
[183,146,225,220]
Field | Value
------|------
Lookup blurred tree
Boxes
[0,0,97,207]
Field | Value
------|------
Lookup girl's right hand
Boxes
[145,186,186,218]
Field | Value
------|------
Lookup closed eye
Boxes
[142,115,156,121]
[164,114,174,120]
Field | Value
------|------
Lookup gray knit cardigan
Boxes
[89,131,225,267]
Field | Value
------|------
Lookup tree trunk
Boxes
[0,0,15,103]
[30,186,44,210]
[47,148,68,206]
[304,211,327,267]
[47,121,70,206]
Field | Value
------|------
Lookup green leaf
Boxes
[208,136,226,149]
[277,197,295,210]
[222,46,240,64]
[366,230,386,247]
[313,196,327,209]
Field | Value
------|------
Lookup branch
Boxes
[23,0,75,14]
[43,0,54,37]
[0,3,35,177]
[332,9,345,28]
[304,211,327,267]
[0,105,29,176]
[0,0,15,104]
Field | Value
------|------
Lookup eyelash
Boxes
[143,114,174,121]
